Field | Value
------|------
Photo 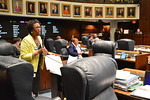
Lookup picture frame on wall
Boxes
[116,7,124,18]
[127,7,136,18]
[38,1,48,15]
[12,0,23,13]
[95,7,103,18]
[84,6,92,17]
[50,2,60,16]
[0,0,9,12]
[105,6,114,18]
[62,4,71,17]
[73,5,82,17]
[26,1,35,15]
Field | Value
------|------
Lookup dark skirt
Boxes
[32,66,40,94]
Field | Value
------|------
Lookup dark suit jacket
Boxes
[68,43,82,56]
[0,3,7,9]
[117,12,123,16]
[40,8,47,13]
[75,11,80,15]
[85,11,90,16]
[96,11,102,16]
[28,8,34,13]
[52,9,58,14]
[128,11,134,16]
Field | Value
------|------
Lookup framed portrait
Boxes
[84,7,92,17]
[50,2,60,16]
[62,4,71,17]
[73,5,82,17]
[12,0,23,13]
[38,1,48,15]
[127,7,136,18]
[105,6,114,18]
[26,1,35,15]
[95,7,103,18]
[116,7,124,18]
[0,0,9,12]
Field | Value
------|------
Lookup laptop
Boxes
[144,71,150,85]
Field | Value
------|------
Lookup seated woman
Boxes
[68,36,84,58]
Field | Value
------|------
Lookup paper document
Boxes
[67,55,78,63]
[45,55,63,76]
[116,70,130,80]
[130,85,150,99]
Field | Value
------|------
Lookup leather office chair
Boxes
[0,56,34,100]
[45,38,55,52]
[82,36,89,45]
[61,56,118,100]
[117,39,135,51]
[92,40,116,58]
[54,39,68,60]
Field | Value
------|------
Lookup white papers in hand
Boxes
[45,55,63,76]
[67,55,78,63]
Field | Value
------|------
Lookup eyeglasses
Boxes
[33,27,41,29]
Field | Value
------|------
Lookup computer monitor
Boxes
[144,71,150,85]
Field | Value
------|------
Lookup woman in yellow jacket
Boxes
[19,19,48,97]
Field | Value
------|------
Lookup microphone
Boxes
[41,35,45,48]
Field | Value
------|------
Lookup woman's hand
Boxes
[41,47,49,55]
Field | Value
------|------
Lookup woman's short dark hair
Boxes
[27,19,41,33]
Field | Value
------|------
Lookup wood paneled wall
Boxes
[139,0,150,33]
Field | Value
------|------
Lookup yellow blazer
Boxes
[19,34,44,72]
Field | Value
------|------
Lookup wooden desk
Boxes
[116,50,150,70]
[114,68,146,100]
[40,53,63,91]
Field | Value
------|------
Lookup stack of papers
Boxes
[114,70,140,91]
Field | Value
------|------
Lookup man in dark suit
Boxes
[75,7,80,15]
[85,8,90,16]
[40,4,47,13]
[28,3,34,13]
[68,36,84,58]
[96,8,102,16]
[52,5,58,14]
[0,0,7,9]
[117,8,123,17]
[128,8,134,17]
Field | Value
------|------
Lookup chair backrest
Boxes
[54,39,68,60]
[92,40,116,58]
[45,38,55,52]
[0,40,14,56]
[54,39,68,54]
[117,39,135,51]
[0,56,34,100]
[61,56,118,100]
[82,36,89,45]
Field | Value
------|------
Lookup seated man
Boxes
[68,36,84,58]
[13,37,21,58]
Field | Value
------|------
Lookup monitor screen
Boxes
[120,54,127,59]
[0,16,62,39]
[144,71,150,85]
